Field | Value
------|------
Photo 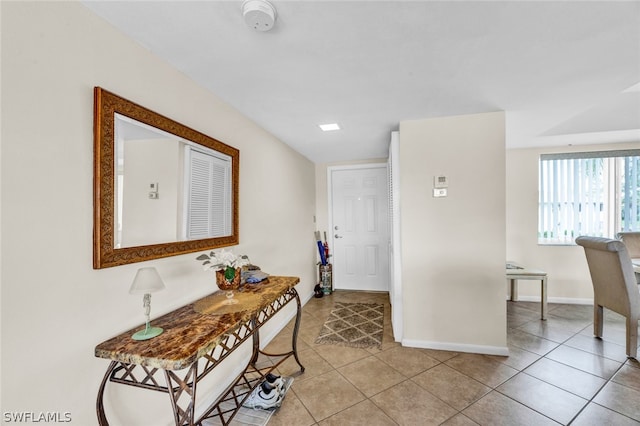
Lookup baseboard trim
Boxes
[401,339,510,356]
[512,295,594,305]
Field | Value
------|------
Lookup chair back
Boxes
[616,232,640,259]
[575,236,640,319]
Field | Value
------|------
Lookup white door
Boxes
[330,165,389,291]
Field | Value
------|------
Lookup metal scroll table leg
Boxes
[96,361,117,426]
[164,363,198,426]
[291,289,305,372]
[251,288,305,373]
[250,317,260,365]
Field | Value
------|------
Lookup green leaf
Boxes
[196,254,210,261]
[224,267,236,281]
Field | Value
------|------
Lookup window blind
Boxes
[186,147,232,240]
[538,150,640,244]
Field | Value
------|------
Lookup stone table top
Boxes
[95,276,300,370]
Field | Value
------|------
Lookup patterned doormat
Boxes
[315,302,384,349]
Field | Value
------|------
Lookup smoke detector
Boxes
[242,0,277,32]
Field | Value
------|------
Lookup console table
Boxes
[506,262,548,320]
[95,276,305,425]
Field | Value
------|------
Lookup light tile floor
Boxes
[260,290,640,425]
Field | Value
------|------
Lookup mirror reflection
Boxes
[114,115,233,249]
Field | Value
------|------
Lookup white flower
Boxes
[218,249,236,268]
[196,249,249,272]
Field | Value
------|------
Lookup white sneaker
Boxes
[265,373,284,392]
[243,381,283,410]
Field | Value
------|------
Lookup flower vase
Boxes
[216,268,241,305]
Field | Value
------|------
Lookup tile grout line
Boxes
[502,306,636,424]
[274,296,638,425]
[565,360,630,425]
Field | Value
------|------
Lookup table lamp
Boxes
[129,267,166,340]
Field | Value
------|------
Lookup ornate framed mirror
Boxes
[93,87,239,268]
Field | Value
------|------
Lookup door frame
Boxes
[388,131,403,342]
[327,163,389,291]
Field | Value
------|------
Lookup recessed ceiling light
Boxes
[319,123,340,131]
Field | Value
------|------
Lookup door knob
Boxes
[334,234,343,239]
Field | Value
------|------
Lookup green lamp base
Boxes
[132,326,164,341]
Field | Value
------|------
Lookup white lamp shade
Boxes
[129,267,166,294]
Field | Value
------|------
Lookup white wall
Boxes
[506,141,640,303]
[121,138,180,247]
[1,2,316,425]
[398,112,507,355]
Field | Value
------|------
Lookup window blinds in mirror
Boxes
[186,146,233,240]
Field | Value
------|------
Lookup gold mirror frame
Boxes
[93,87,239,268]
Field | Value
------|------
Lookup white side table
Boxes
[507,261,548,320]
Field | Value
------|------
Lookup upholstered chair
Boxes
[617,231,640,284]
[575,236,640,359]
[616,231,640,259]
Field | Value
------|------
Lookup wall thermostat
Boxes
[434,175,448,188]
[149,182,159,199]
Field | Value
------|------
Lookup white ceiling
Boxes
[82,1,640,163]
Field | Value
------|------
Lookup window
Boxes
[185,146,233,240]
[538,150,640,245]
